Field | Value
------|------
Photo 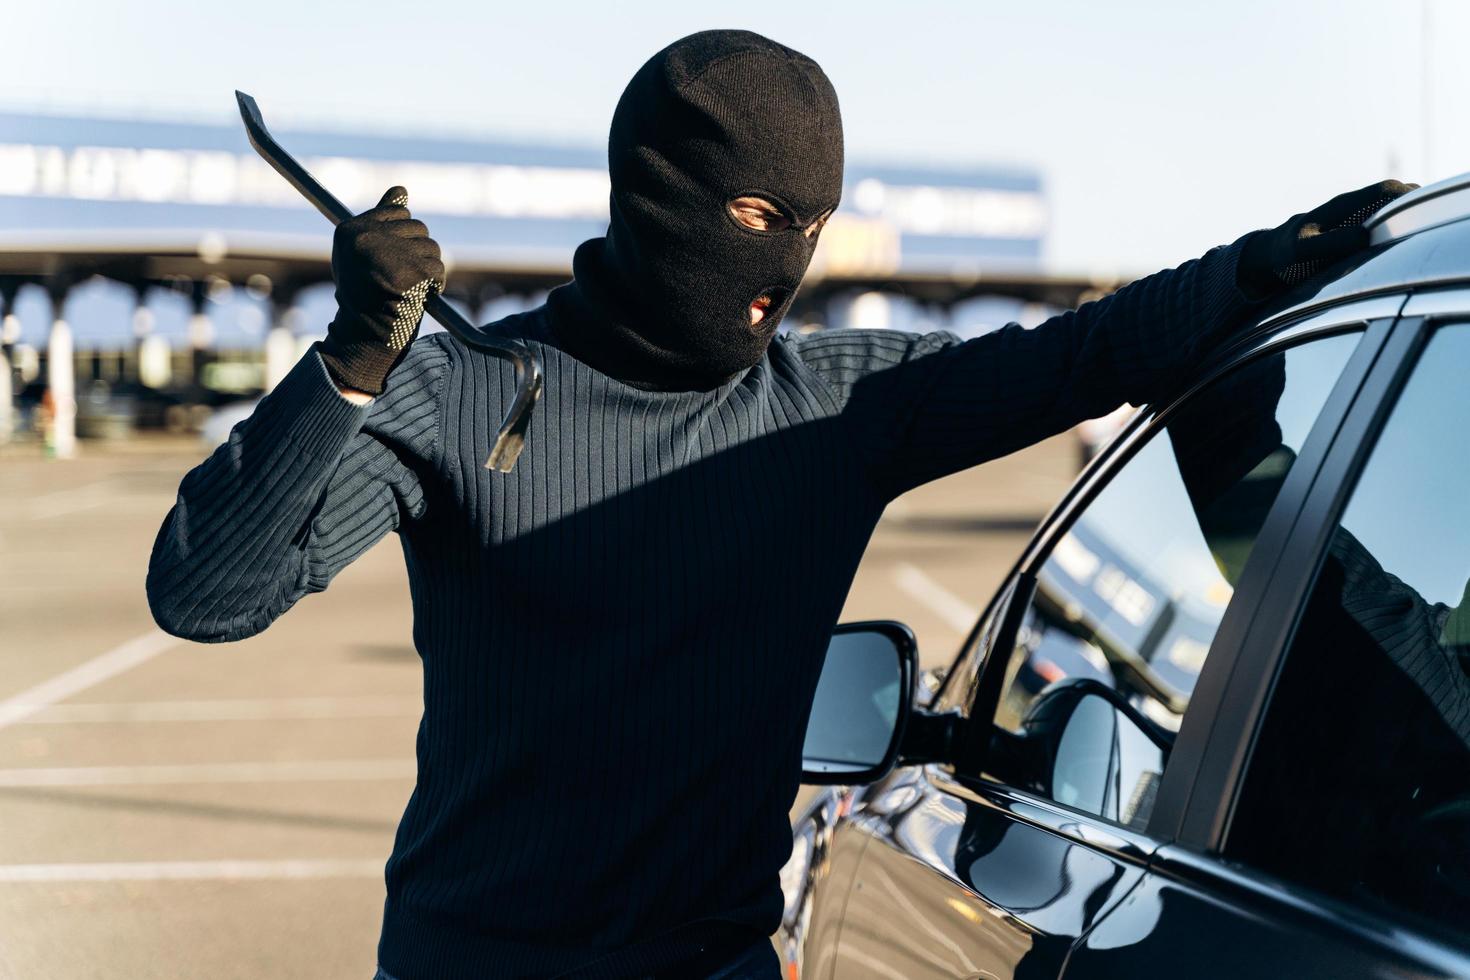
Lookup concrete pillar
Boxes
[187,313,213,384]
[0,333,11,445]
[0,278,21,444]
[41,279,77,459]
[847,291,892,330]
[138,335,172,390]
[264,302,298,391]
[130,282,153,387]
[295,333,317,362]
[47,316,76,459]
[187,311,214,350]
[0,293,18,444]
[185,279,214,386]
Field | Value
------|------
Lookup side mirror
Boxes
[801,621,916,785]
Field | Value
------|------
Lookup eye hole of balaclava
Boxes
[727,195,795,233]
[597,29,845,383]
[727,196,835,240]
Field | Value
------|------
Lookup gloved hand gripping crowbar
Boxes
[235,91,542,472]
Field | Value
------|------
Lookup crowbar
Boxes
[235,90,542,472]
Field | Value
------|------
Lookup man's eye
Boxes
[738,209,772,229]
[729,198,791,231]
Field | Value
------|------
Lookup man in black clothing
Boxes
[146,28,1412,980]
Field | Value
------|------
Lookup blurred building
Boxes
[0,108,1115,452]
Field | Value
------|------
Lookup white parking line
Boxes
[891,562,980,634]
[0,758,418,787]
[13,696,422,724]
[0,630,178,731]
[0,858,384,883]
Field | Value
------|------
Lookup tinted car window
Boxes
[1228,323,1470,946]
[982,332,1360,828]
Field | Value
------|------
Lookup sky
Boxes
[1,0,1465,273]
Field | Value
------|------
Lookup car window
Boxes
[1227,323,1470,947]
[976,332,1361,830]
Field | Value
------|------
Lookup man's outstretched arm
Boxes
[805,181,1413,498]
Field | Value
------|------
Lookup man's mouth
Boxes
[749,294,774,325]
[749,288,789,326]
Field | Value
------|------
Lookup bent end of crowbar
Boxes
[485,367,544,472]
[235,89,545,473]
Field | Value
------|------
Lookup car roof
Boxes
[1366,170,1470,242]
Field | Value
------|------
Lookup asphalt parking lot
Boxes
[0,431,1076,980]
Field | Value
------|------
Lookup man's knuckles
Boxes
[357,248,442,292]
[332,193,443,305]
[1370,179,1415,198]
[387,218,429,238]
[340,227,441,262]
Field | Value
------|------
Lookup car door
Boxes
[824,299,1401,980]
[1064,297,1470,979]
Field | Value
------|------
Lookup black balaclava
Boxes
[549,29,845,390]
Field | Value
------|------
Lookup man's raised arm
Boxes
[146,187,448,642]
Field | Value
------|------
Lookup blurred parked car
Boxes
[121,360,263,434]
[76,380,137,440]
[783,173,1470,979]
[199,397,261,446]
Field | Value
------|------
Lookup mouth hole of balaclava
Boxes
[748,285,794,330]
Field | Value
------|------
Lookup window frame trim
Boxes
[952,298,1406,846]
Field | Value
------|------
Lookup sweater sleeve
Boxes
[791,233,1263,499]
[146,338,447,643]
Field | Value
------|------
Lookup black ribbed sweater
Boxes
[146,235,1256,979]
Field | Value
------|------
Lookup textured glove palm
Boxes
[1237,179,1417,299]
[321,186,446,396]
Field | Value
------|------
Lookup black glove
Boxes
[321,186,445,395]
[1237,179,1418,300]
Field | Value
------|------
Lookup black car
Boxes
[782,174,1470,979]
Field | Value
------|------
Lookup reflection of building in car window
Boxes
[1092,563,1156,627]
